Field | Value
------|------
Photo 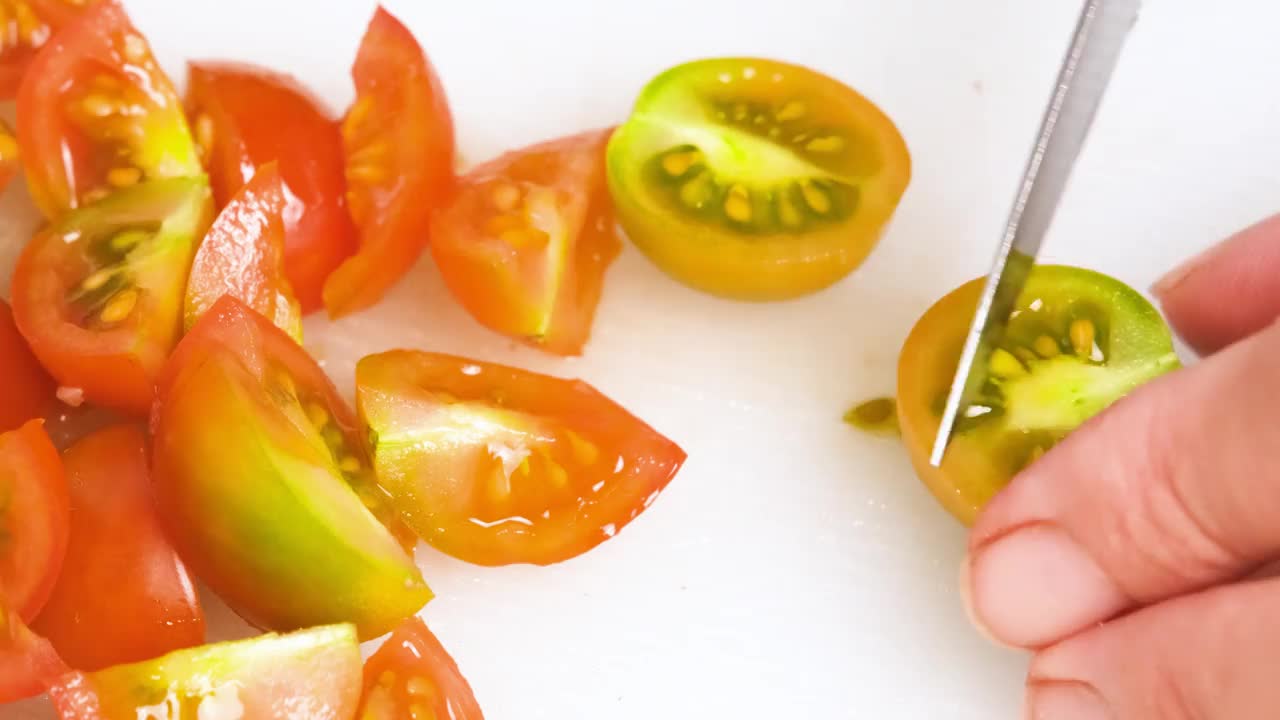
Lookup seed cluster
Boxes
[67,228,150,328]
[69,70,152,205]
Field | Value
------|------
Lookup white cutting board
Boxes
[5,0,1280,717]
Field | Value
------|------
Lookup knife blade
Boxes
[929,0,1142,468]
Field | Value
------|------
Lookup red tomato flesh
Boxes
[0,0,83,99]
[0,299,55,434]
[0,602,68,703]
[0,420,68,623]
[357,617,485,720]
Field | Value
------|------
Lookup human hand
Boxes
[961,213,1280,719]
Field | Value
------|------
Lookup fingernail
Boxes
[968,524,1127,647]
[1152,242,1222,298]
[1026,682,1112,720]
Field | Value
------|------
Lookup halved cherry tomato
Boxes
[607,57,911,301]
[0,602,68,703]
[0,420,68,622]
[0,299,55,434]
[431,129,622,356]
[356,350,686,566]
[323,6,456,318]
[186,61,357,313]
[897,265,1180,525]
[16,0,203,218]
[11,177,214,416]
[185,161,302,340]
[31,424,205,671]
[48,623,362,719]
[0,0,84,98]
[152,296,431,639]
[0,118,18,193]
[357,617,485,720]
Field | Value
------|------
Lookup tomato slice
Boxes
[185,161,302,341]
[0,602,68,704]
[31,425,205,671]
[185,61,357,313]
[607,57,911,301]
[0,117,18,193]
[0,420,68,622]
[0,0,83,98]
[0,299,55,434]
[152,296,431,639]
[356,350,687,566]
[16,0,203,219]
[323,6,456,318]
[357,617,484,720]
[11,177,214,416]
[431,129,622,356]
[48,623,362,719]
[897,265,1180,525]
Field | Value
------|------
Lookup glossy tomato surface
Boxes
[16,0,203,218]
[897,265,1180,525]
[357,617,485,720]
[0,299,55,434]
[357,350,687,566]
[431,129,622,356]
[48,624,362,720]
[0,0,83,98]
[607,57,911,300]
[0,420,68,624]
[323,6,456,318]
[151,296,431,639]
[11,177,214,416]
[186,61,356,313]
[0,603,68,703]
[31,424,205,671]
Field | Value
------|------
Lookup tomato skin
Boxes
[0,299,56,434]
[152,296,431,640]
[357,350,687,566]
[30,424,205,671]
[431,129,622,356]
[357,617,485,720]
[0,118,18,193]
[186,62,357,313]
[48,623,362,720]
[0,0,83,99]
[0,420,68,624]
[0,603,69,704]
[323,6,456,318]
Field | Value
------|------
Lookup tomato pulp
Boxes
[357,617,485,720]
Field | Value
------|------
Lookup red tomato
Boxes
[431,129,621,356]
[357,350,687,566]
[16,0,203,219]
[185,161,302,340]
[0,299,55,434]
[0,420,68,622]
[186,62,357,313]
[31,424,205,671]
[0,0,84,98]
[0,603,68,703]
[0,117,17,193]
[357,617,485,720]
[323,6,456,318]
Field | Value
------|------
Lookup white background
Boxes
[5,0,1279,717]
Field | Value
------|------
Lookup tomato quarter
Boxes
[0,420,68,623]
[357,617,485,720]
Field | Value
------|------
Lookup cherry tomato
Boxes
[151,296,431,640]
[0,118,18,193]
[0,299,55,434]
[16,0,203,219]
[186,61,357,313]
[897,265,1180,525]
[31,425,205,671]
[0,602,68,703]
[356,350,687,566]
[48,623,362,719]
[607,57,911,301]
[357,617,485,720]
[431,129,622,356]
[185,161,302,341]
[0,420,68,625]
[323,6,456,318]
[0,0,83,98]
[11,177,214,416]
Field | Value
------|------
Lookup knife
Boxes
[929,0,1142,467]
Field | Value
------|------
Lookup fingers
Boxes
[1154,212,1280,355]
[1026,577,1280,720]
[963,319,1280,648]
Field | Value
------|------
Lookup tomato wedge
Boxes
[357,617,485,720]
[0,602,68,704]
[0,420,68,623]
[186,61,357,313]
[185,161,302,340]
[0,117,18,193]
[431,129,622,356]
[11,177,214,416]
[323,6,456,318]
[0,0,83,98]
[31,425,205,671]
[1,299,55,434]
[152,296,430,639]
[357,350,686,566]
[48,624,362,720]
[16,0,203,219]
